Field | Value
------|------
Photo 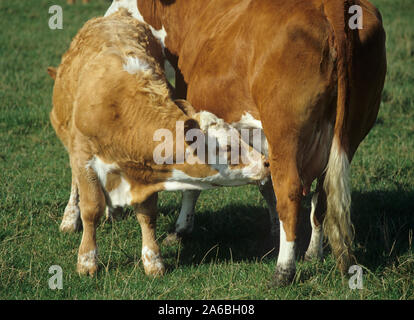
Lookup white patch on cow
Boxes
[105,0,167,49]
[234,112,263,130]
[141,246,164,273]
[123,56,151,74]
[277,221,296,270]
[105,0,144,21]
[231,112,269,156]
[87,156,132,207]
[78,249,98,270]
[150,26,167,49]
[305,193,324,259]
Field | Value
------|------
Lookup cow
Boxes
[104,0,387,285]
[49,9,269,276]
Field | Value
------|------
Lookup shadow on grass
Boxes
[352,189,414,270]
[159,189,414,272]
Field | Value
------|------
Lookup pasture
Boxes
[0,0,413,299]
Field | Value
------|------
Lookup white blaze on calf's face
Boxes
[197,111,268,181]
[164,111,269,190]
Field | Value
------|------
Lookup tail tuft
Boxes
[323,137,354,272]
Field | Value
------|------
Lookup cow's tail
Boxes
[322,0,355,273]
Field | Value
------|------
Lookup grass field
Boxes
[0,0,413,300]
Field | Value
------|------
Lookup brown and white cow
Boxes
[105,0,387,285]
[49,9,269,276]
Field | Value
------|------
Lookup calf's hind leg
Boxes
[135,193,165,276]
[74,163,105,276]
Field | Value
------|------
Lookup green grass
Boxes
[0,0,413,299]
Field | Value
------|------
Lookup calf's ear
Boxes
[47,66,57,80]
[175,99,197,117]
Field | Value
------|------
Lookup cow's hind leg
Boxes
[175,190,200,235]
[136,193,165,276]
[305,179,326,261]
[164,190,200,245]
[60,174,81,233]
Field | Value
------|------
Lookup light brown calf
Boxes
[49,10,269,276]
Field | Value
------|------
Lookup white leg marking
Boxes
[60,183,81,232]
[104,0,167,49]
[175,190,200,234]
[305,193,324,260]
[277,221,296,271]
[142,246,164,275]
[77,249,98,270]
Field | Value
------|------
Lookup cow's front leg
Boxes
[136,193,165,277]
[75,164,105,276]
[269,156,303,286]
[60,175,81,233]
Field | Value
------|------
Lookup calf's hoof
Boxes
[77,250,98,276]
[59,206,81,233]
[142,247,165,277]
[59,217,81,233]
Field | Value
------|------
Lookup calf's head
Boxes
[158,100,270,190]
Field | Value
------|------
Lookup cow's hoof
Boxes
[77,250,98,276]
[304,251,323,262]
[162,232,182,246]
[271,266,296,287]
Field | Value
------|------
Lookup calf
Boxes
[49,9,269,276]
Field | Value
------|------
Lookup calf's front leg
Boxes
[60,174,81,233]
